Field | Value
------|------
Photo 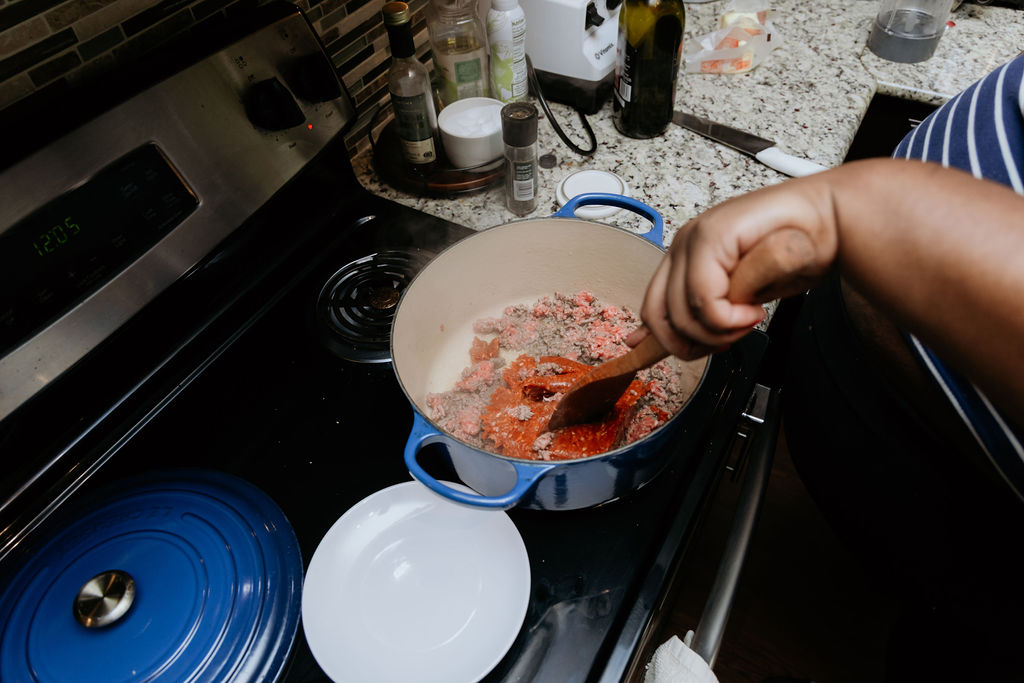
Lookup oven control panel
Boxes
[0,7,355,423]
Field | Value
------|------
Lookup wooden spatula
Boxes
[547,230,812,430]
[546,333,668,430]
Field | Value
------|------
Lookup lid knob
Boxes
[74,570,136,628]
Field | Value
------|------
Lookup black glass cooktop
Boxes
[1,175,766,680]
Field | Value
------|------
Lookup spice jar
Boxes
[500,102,538,216]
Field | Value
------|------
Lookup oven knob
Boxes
[243,77,306,131]
[585,2,605,29]
[73,569,136,628]
[286,53,343,103]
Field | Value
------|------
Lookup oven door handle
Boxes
[689,382,781,667]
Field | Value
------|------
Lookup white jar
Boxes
[486,0,527,103]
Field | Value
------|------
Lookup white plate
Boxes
[301,481,530,683]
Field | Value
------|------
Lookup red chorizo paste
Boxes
[480,355,666,460]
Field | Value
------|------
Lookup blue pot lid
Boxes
[0,469,303,683]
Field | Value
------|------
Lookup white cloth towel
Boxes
[644,634,720,683]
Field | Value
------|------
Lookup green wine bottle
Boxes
[612,0,685,139]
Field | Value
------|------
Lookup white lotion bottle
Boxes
[486,0,528,103]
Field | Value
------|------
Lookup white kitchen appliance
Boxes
[518,0,621,113]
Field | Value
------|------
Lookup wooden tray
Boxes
[372,120,504,197]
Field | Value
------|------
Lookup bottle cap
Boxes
[501,103,538,147]
[491,0,520,10]
[382,1,411,25]
[555,170,631,219]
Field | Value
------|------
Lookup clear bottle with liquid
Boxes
[612,0,685,139]
[426,0,490,108]
[383,1,439,168]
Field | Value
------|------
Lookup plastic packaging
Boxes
[684,0,780,74]
[426,0,490,108]
[501,102,538,215]
[486,0,528,102]
[612,0,686,139]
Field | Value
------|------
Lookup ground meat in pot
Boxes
[425,292,692,460]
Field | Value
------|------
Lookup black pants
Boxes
[781,275,1024,682]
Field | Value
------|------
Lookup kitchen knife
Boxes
[673,111,828,177]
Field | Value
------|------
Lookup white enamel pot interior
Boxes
[392,196,709,510]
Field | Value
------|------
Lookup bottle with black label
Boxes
[501,102,538,215]
[612,0,685,139]
[383,2,439,168]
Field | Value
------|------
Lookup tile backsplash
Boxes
[0,0,433,159]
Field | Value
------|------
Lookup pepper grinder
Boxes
[500,102,538,216]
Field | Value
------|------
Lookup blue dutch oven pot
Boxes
[392,193,710,510]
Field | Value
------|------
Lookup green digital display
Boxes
[0,143,198,356]
[32,217,82,257]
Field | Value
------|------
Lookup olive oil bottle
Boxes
[426,0,490,108]
[612,0,685,139]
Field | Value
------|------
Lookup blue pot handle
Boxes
[404,412,556,510]
[553,192,664,247]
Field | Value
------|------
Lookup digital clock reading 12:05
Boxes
[33,217,81,257]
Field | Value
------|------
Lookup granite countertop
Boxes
[351,0,1024,244]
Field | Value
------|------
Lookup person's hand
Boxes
[634,174,842,359]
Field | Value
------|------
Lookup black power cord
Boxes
[526,54,598,156]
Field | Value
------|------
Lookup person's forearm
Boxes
[828,159,1024,425]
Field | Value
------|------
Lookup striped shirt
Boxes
[893,53,1024,501]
